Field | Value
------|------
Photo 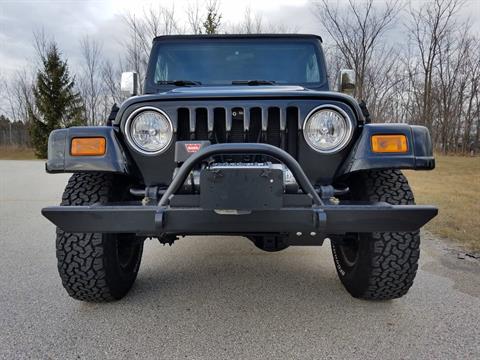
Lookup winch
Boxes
[175,162,299,194]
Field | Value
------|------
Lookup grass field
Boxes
[0,147,37,160]
[405,155,480,251]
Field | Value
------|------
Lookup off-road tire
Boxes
[331,170,420,300]
[56,173,143,302]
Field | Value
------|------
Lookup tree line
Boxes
[0,0,478,157]
[315,0,479,154]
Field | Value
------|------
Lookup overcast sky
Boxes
[0,0,479,80]
[0,0,315,77]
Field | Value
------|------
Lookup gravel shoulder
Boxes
[1,160,479,360]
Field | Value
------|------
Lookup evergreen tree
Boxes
[29,43,84,158]
[203,2,222,34]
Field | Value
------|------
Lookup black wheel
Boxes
[249,235,289,252]
[331,170,420,300]
[56,173,143,302]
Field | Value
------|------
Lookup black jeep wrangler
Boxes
[42,34,437,302]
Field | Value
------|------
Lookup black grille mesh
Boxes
[176,105,299,158]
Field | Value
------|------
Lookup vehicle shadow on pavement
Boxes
[121,236,396,313]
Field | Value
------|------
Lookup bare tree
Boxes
[32,29,51,65]
[406,0,465,130]
[0,72,33,147]
[323,44,345,87]
[228,6,298,34]
[3,70,36,124]
[312,0,402,100]
[79,36,103,125]
[462,39,480,153]
[0,73,8,116]
[363,47,406,122]
[0,31,49,125]
[4,1,477,154]
[186,1,203,34]
[122,5,180,91]
[235,6,264,34]
[433,25,478,153]
[102,59,127,106]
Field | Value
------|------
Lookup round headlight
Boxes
[125,107,173,154]
[303,106,353,153]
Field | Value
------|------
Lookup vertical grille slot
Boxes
[248,108,262,143]
[177,108,189,141]
[286,107,299,158]
[213,108,226,143]
[267,107,281,148]
[195,108,208,140]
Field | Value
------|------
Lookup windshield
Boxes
[147,38,326,88]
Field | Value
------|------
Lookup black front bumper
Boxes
[42,143,437,242]
[42,202,436,234]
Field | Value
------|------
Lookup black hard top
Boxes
[153,34,323,42]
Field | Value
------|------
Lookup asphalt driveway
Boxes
[1,160,479,359]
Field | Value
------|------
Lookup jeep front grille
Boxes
[175,106,300,158]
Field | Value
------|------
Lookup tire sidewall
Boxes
[103,233,143,299]
[331,170,420,300]
[331,233,375,297]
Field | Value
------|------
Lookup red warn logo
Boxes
[185,143,202,153]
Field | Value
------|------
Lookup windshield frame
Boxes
[144,35,329,93]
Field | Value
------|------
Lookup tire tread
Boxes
[56,173,116,302]
[361,170,419,300]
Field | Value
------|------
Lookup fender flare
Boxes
[337,123,435,177]
[46,126,130,174]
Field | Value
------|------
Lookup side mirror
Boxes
[336,69,356,96]
[120,72,139,96]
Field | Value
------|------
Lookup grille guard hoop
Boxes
[159,143,324,207]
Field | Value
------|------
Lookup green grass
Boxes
[405,155,480,251]
[0,146,37,160]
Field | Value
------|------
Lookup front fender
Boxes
[337,123,435,177]
[46,126,130,174]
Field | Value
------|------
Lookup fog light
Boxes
[71,137,106,156]
[371,134,408,153]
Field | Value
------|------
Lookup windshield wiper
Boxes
[157,80,202,86]
[232,80,277,86]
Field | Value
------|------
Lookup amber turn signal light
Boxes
[71,137,106,156]
[371,134,408,153]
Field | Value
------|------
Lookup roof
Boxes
[153,33,323,43]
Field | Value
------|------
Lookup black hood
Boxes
[115,86,365,124]
[167,85,308,96]
[120,85,354,102]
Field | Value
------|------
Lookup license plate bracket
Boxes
[200,164,283,210]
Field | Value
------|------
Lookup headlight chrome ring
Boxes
[302,104,353,154]
[124,106,173,155]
